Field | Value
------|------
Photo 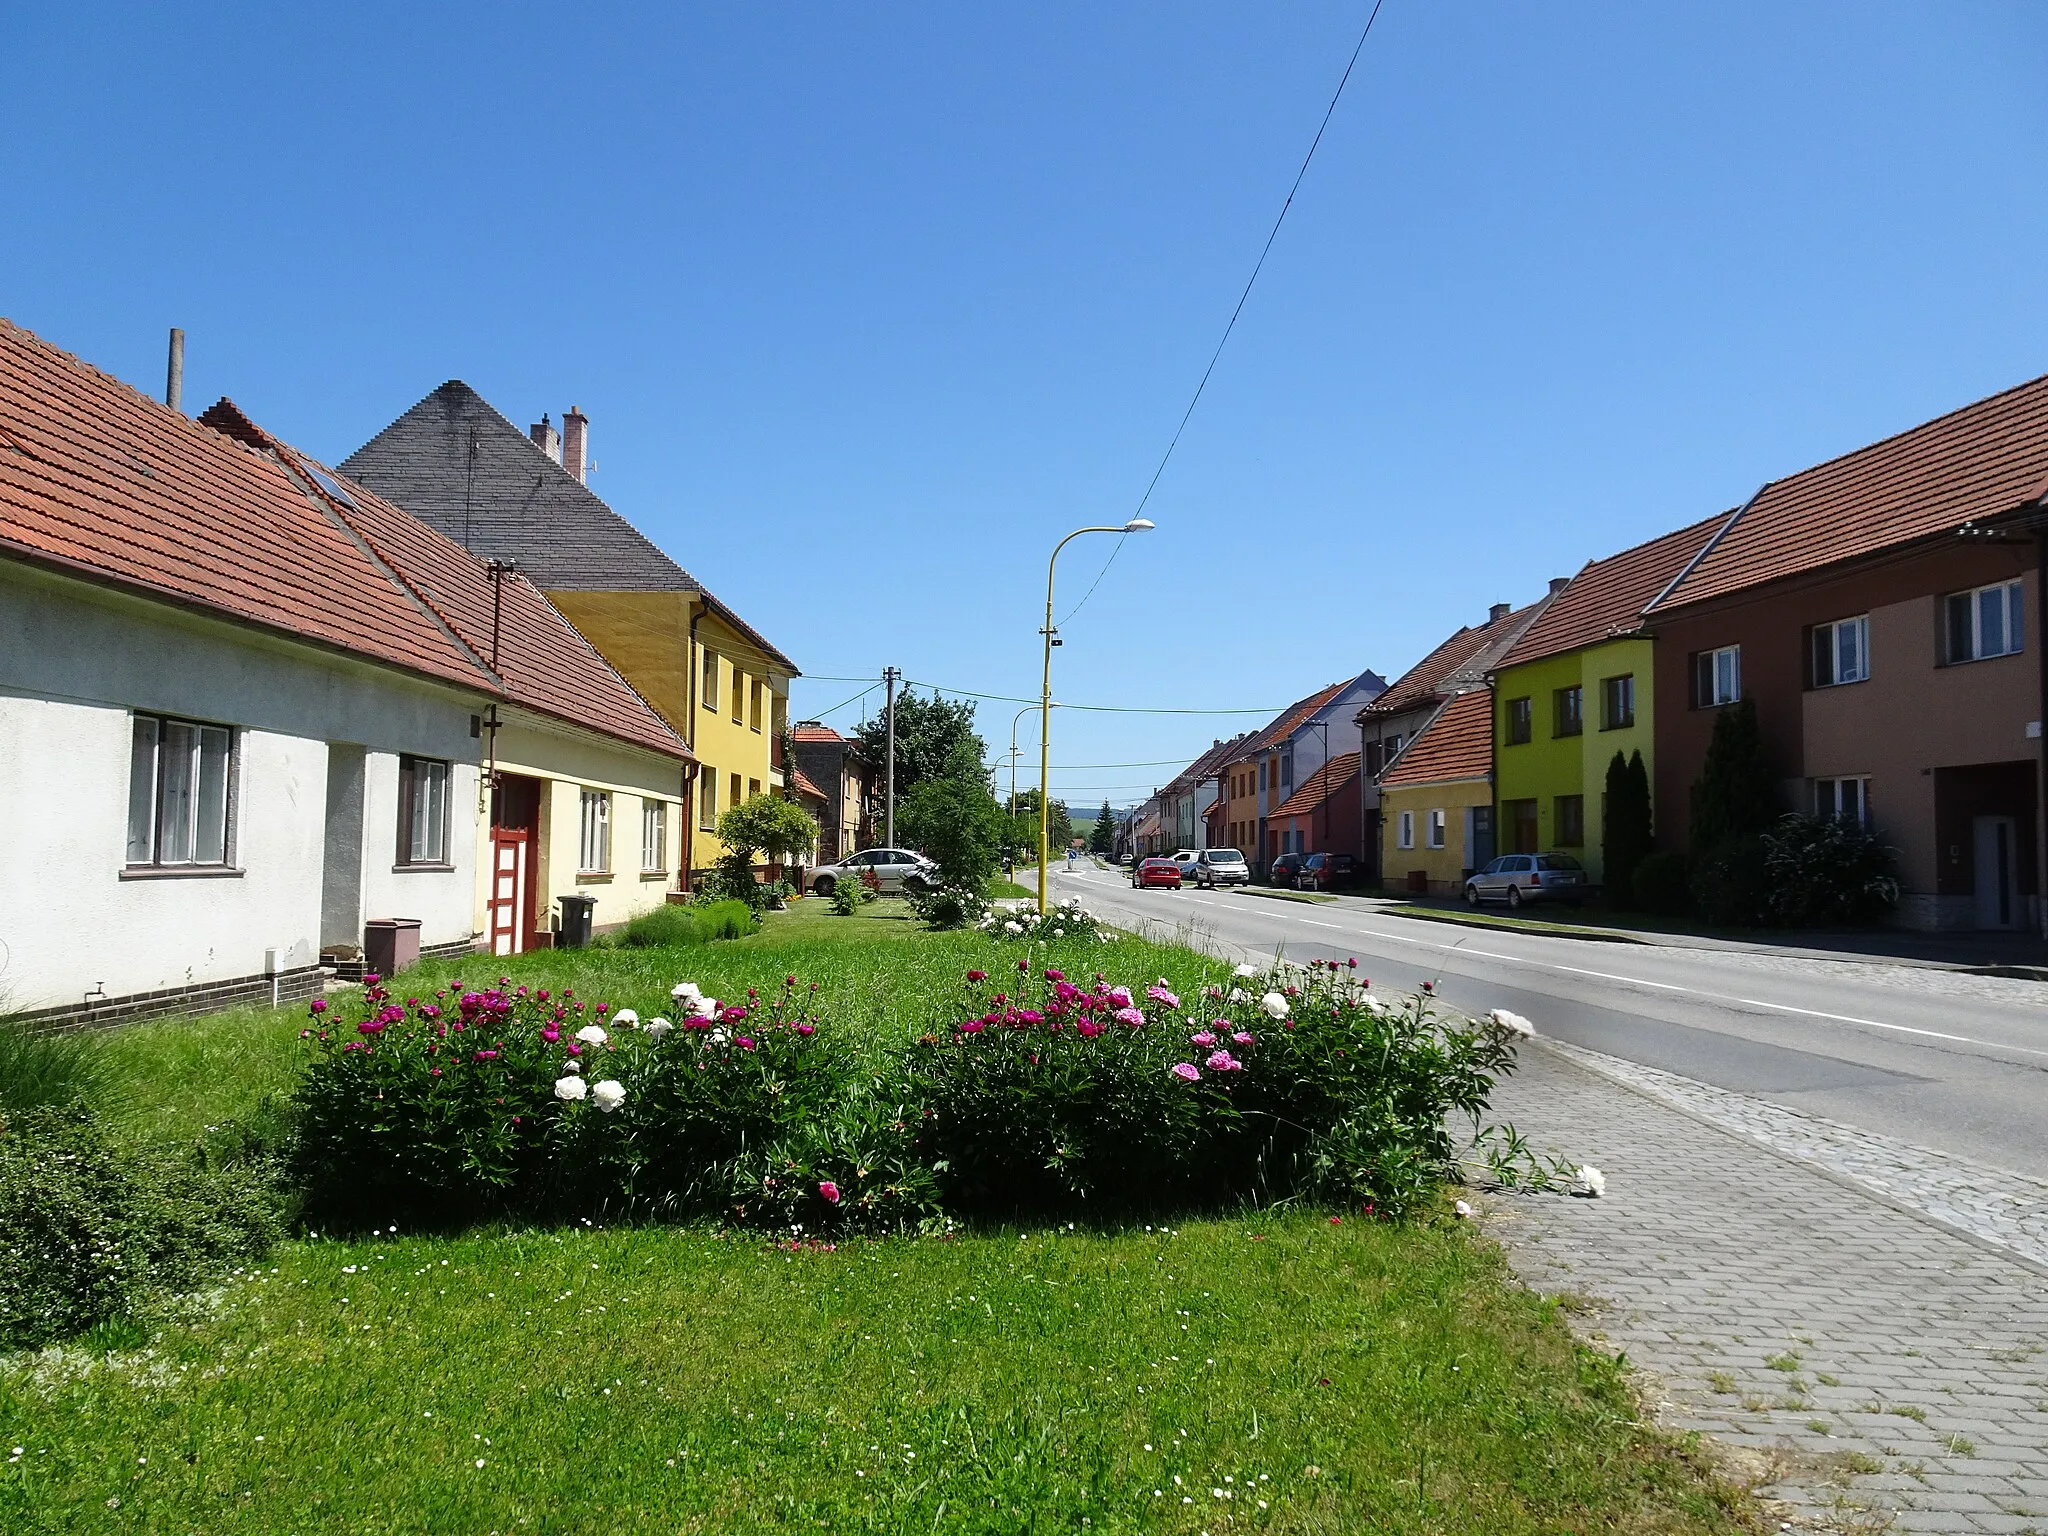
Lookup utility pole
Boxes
[882,667,900,848]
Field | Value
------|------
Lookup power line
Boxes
[908,678,1289,715]
[1061,0,1386,626]
[808,682,880,720]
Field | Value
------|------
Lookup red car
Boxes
[1131,858,1183,889]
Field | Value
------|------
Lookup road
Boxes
[1051,863,2048,1181]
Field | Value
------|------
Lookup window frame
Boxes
[1426,809,1447,849]
[697,765,717,831]
[126,712,236,871]
[1945,579,2024,664]
[1810,614,1871,688]
[1692,645,1741,708]
[641,798,667,874]
[1813,775,1871,826]
[749,678,764,733]
[1600,673,1635,730]
[1396,810,1414,850]
[701,649,720,713]
[1506,696,1533,746]
[395,754,453,867]
[1553,685,1583,738]
[1554,793,1584,847]
[731,663,745,724]
[578,788,612,874]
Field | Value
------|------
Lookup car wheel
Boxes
[815,875,836,897]
[905,875,931,895]
[1463,883,1479,906]
[1507,885,1525,909]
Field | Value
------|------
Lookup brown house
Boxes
[1645,373,2048,931]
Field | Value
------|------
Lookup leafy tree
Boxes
[1762,814,1900,926]
[1089,800,1115,855]
[711,794,817,908]
[1005,788,1072,862]
[1601,750,1653,908]
[898,741,1006,890]
[853,692,986,802]
[1688,699,1778,925]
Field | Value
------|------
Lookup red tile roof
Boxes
[1367,599,1549,716]
[790,768,827,801]
[1270,752,1360,819]
[1380,690,1494,788]
[1220,685,1347,769]
[792,723,845,743]
[1651,372,2048,612]
[0,318,482,691]
[1497,514,1728,669]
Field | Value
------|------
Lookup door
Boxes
[1973,815,2019,929]
[488,830,529,956]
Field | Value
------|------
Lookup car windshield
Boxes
[1536,854,1583,871]
[1207,850,1244,862]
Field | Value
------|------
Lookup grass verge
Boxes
[1381,904,1650,944]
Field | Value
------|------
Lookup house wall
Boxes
[1379,779,1494,896]
[1271,768,1361,858]
[0,562,480,1016]
[1493,636,1656,883]
[1651,541,2040,928]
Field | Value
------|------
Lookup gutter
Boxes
[682,600,704,894]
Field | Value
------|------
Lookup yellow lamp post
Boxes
[1039,519,1154,912]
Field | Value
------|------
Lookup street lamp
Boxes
[1009,702,1059,815]
[1039,518,1154,911]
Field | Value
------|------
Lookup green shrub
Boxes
[829,874,872,915]
[607,899,757,949]
[1630,850,1691,915]
[0,1018,105,1114]
[1690,833,1772,926]
[904,882,991,931]
[0,1105,284,1349]
[974,896,1108,945]
[1763,813,1899,926]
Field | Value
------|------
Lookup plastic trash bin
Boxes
[362,918,422,977]
[557,892,598,949]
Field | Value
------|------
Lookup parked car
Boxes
[1295,852,1359,891]
[1463,853,1587,908]
[1169,849,1202,884]
[809,847,939,897]
[1267,852,1308,887]
[1193,848,1250,888]
[1131,858,1183,889]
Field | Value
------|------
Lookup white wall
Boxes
[0,563,483,1013]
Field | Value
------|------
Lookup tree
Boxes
[711,793,817,907]
[1005,788,1071,862]
[853,692,986,803]
[1688,699,1779,924]
[1601,750,1653,908]
[1089,800,1114,855]
[898,740,1006,890]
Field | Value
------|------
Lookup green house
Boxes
[1490,515,1724,880]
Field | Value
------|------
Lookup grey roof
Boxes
[339,381,797,673]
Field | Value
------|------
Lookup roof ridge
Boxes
[1641,493,1759,616]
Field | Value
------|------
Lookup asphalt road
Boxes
[1052,863,2048,1181]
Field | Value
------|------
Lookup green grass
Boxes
[985,877,1035,901]
[1381,905,1651,943]
[2,920,1750,1532]
[1235,888,1339,906]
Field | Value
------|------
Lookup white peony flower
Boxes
[1053,928,1065,937]
[1488,1008,1535,1039]
[709,1026,729,1045]
[1004,922,1023,935]
[1260,991,1289,1020]
[1232,963,1259,979]
[590,1079,627,1113]
[1453,1199,1474,1219]
[644,1017,673,1040]
[611,1008,639,1028]
[671,982,702,1002]
[554,1075,588,1102]
[576,1024,609,1046]
[1227,987,1247,1003]
[562,1058,582,1074]
[1572,1165,1606,1198]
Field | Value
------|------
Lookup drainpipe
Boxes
[683,602,704,894]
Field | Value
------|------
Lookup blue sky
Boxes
[8,3,2047,807]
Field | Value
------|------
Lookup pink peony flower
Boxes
[795,1022,815,1036]
[541,1026,560,1043]
[1232,1030,1255,1045]
[1113,1007,1145,1027]
[475,1049,500,1060]
[1189,1031,1217,1047]
[1076,1020,1103,1038]
[308,999,328,1015]
[736,1036,756,1050]
[819,1181,841,1204]
[1205,1049,1243,1072]
[957,1020,986,1035]
[1044,968,1065,982]
[1146,985,1180,1010]
[1169,1062,1201,1083]
[358,1019,386,1036]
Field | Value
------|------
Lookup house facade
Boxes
[341,384,797,887]
[1490,517,1722,879]
[1268,752,1361,864]
[1377,691,1499,895]
[791,722,872,862]
[1157,736,1246,853]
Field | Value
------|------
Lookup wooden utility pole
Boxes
[883,667,900,848]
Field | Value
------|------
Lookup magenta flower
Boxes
[1044,968,1065,982]
[795,1022,816,1036]
[308,999,328,1015]
[819,1181,841,1205]
[957,1020,986,1035]
[1076,1020,1104,1038]
[1016,960,1030,973]
[358,1019,386,1036]
[1232,1030,1255,1045]
[1107,986,1132,1006]
[1189,1031,1217,1047]
[1169,1062,1201,1083]
[1205,1049,1243,1073]
[1347,958,1359,970]
[475,1049,500,1061]
[1146,985,1180,1010]
[736,1036,756,1050]
[966,970,988,983]
[542,1026,560,1043]
[1113,1007,1145,1027]
[364,973,383,987]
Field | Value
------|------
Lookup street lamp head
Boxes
[1123,518,1155,533]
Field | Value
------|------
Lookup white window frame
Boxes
[579,788,611,874]
[397,754,451,866]
[701,649,720,712]
[641,799,667,873]
[1947,579,2024,663]
[1812,615,1870,687]
[127,713,234,868]
[1396,810,1414,850]
[1426,809,1447,849]
[1695,645,1741,707]
[1813,776,1871,826]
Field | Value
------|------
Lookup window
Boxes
[1554,793,1584,847]
[1946,580,2024,663]
[729,772,743,813]
[1693,645,1740,707]
[698,765,717,830]
[1426,809,1447,849]
[126,715,232,867]
[1280,752,1293,790]
[701,649,719,712]
[1396,810,1414,849]
[396,755,451,865]
[731,664,745,723]
[578,789,611,873]
[1601,674,1635,730]
[641,799,666,872]
[748,777,761,800]
[1554,685,1583,738]
[1814,776,1870,825]
[1811,615,1870,687]
[1506,697,1532,745]
[749,679,764,733]
[1258,761,1267,792]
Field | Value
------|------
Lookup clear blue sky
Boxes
[8,3,2046,807]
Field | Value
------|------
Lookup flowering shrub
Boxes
[904,882,991,931]
[972,897,1109,945]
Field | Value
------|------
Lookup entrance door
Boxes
[1973,815,2019,929]
[488,830,529,956]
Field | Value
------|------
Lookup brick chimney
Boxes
[1488,602,1511,623]
[562,406,588,484]
[529,413,561,463]
[1549,575,1570,594]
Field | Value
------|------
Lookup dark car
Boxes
[1267,852,1308,887]
[1131,858,1183,889]
[1296,852,1359,891]
[1463,852,1588,908]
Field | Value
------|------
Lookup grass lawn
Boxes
[4,915,1751,1533]
[985,877,1036,901]
[1381,905,1651,944]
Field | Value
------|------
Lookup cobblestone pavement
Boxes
[1482,1044,2048,1534]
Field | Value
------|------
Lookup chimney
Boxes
[1488,602,1511,624]
[562,406,588,483]
[529,413,561,463]
[164,328,184,412]
[1549,576,1570,595]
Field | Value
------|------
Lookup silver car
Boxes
[1464,853,1587,908]
[1192,848,1251,888]
[809,847,939,897]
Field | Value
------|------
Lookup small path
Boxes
[1482,1044,2048,1534]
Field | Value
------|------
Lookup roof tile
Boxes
[1380,691,1494,788]
[1270,752,1360,819]
[1497,513,1727,668]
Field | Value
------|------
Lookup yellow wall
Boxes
[478,712,686,938]
[1379,779,1493,896]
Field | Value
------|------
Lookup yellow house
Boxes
[341,386,798,887]
[1378,689,1497,896]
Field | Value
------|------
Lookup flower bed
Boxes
[293,956,1534,1231]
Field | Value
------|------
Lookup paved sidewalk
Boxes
[1482,1044,2048,1534]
